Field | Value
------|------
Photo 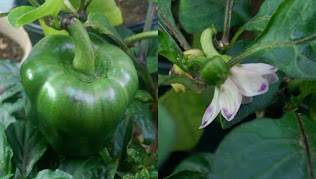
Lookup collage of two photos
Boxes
[0,0,316,178]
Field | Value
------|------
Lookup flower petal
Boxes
[241,96,253,104]
[230,66,269,97]
[263,73,279,85]
[199,87,221,129]
[218,78,242,121]
[241,63,278,75]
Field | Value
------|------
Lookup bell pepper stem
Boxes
[67,17,95,75]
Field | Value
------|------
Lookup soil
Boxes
[116,0,149,24]
[0,33,24,62]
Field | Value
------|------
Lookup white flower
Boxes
[199,63,279,129]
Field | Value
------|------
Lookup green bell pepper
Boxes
[20,18,138,156]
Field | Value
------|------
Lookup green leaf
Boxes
[86,0,123,26]
[0,106,16,129]
[0,84,23,103]
[179,0,251,34]
[158,102,176,167]
[134,90,154,103]
[0,60,20,89]
[0,124,13,178]
[8,0,63,28]
[34,169,74,179]
[115,27,134,41]
[159,90,205,151]
[126,101,156,145]
[58,157,101,179]
[85,12,126,47]
[0,84,25,129]
[158,74,205,94]
[165,171,207,179]
[158,0,190,50]
[5,121,48,178]
[209,112,316,178]
[92,161,119,179]
[158,30,178,65]
[173,153,212,174]
[0,174,14,179]
[232,0,316,79]
[109,117,134,159]
[300,80,316,98]
[220,71,283,129]
[241,0,285,31]
[146,56,158,74]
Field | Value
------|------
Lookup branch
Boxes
[125,30,158,45]
[220,0,234,47]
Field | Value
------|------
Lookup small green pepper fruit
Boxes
[21,18,138,156]
[200,56,230,86]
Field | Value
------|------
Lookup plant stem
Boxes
[228,28,244,48]
[28,0,40,7]
[64,0,79,17]
[67,17,95,75]
[126,50,156,96]
[77,0,86,13]
[220,0,234,46]
[158,22,182,54]
[139,1,157,62]
[160,15,191,50]
[125,30,158,45]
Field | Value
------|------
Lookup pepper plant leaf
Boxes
[179,0,251,34]
[86,0,123,26]
[85,12,126,48]
[209,112,316,178]
[34,169,74,179]
[172,152,212,175]
[5,121,48,178]
[158,102,176,167]
[159,90,205,151]
[8,0,63,28]
[125,100,156,145]
[0,60,20,89]
[241,0,285,31]
[231,0,316,79]
[158,0,190,50]
[158,30,178,65]
[0,123,13,178]
[58,157,101,179]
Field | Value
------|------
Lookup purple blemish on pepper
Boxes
[222,108,232,119]
[258,83,267,92]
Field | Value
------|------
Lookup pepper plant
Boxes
[158,0,316,178]
[0,0,158,178]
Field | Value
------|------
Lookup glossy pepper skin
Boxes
[21,35,138,156]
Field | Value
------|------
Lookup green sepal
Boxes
[200,56,230,86]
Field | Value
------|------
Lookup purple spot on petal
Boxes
[270,67,276,70]
[202,120,207,126]
[206,106,213,113]
[222,108,232,119]
[258,83,267,92]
